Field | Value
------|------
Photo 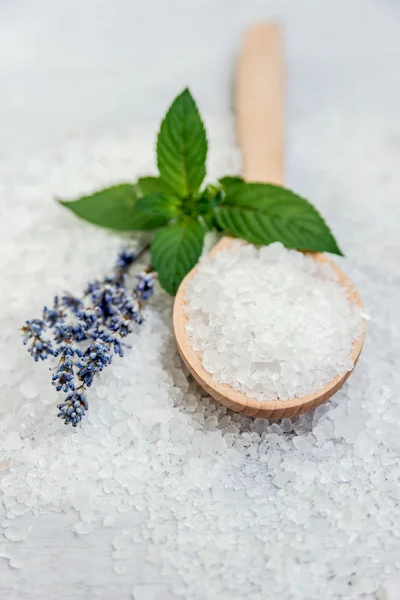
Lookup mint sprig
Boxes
[59,88,343,295]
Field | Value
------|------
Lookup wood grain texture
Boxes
[236,22,284,184]
[173,22,365,419]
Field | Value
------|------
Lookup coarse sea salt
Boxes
[1,112,400,600]
[185,241,363,401]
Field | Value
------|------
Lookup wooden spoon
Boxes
[173,23,365,419]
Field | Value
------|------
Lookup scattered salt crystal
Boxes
[9,503,31,517]
[96,386,109,399]
[4,431,23,451]
[268,423,283,435]
[313,420,334,443]
[204,416,218,430]
[19,381,38,400]
[98,404,117,427]
[272,471,291,488]
[103,515,116,527]
[3,526,28,542]
[132,585,179,600]
[185,241,363,401]
[0,547,10,559]
[1,519,13,528]
[8,555,24,569]
[113,560,128,574]
[73,521,92,535]
[104,479,118,494]
[79,511,96,522]
[293,436,312,454]
[280,418,293,433]
[112,531,131,550]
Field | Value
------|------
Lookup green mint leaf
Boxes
[219,176,244,190]
[215,183,343,255]
[151,218,206,295]
[202,210,221,232]
[58,184,166,231]
[136,194,180,223]
[157,88,207,198]
[137,176,177,197]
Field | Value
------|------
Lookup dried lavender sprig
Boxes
[22,319,54,361]
[22,246,155,427]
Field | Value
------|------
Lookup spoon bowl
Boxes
[173,236,365,419]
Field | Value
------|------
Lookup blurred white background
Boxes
[1,0,400,151]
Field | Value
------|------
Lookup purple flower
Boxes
[136,272,155,300]
[43,297,65,327]
[61,293,83,314]
[22,245,154,427]
[115,248,136,270]
[52,342,82,393]
[76,308,98,330]
[57,391,88,427]
[22,319,54,361]
[78,341,112,387]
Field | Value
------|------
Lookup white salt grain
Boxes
[113,560,129,574]
[132,585,179,600]
[73,521,92,535]
[103,516,116,528]
[8,555,24,569]
[4,431,23,451]
[185,241,363,401]
[112,531,131,550]
[3,526,28,542]
[19,381,38,400]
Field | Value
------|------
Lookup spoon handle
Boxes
[236,23,284,185]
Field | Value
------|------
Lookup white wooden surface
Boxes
[1,0,400,598]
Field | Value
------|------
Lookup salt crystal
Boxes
[73,521,92,535]
[19,381,38,400]
[3,526,28,542]
[293,436,312,454]
[132,585,179,600]
[103,515,116,527]
[313,420,334,443]
[112,531,131,550]
[8,555,24,569]
[113,560,128,574]
[272,471,291,488]
[4,431,23,451]
[98,404,117,427]
[280,418,293,433]
[9,503,31,517]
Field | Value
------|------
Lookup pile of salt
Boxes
[185,241,363,401]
